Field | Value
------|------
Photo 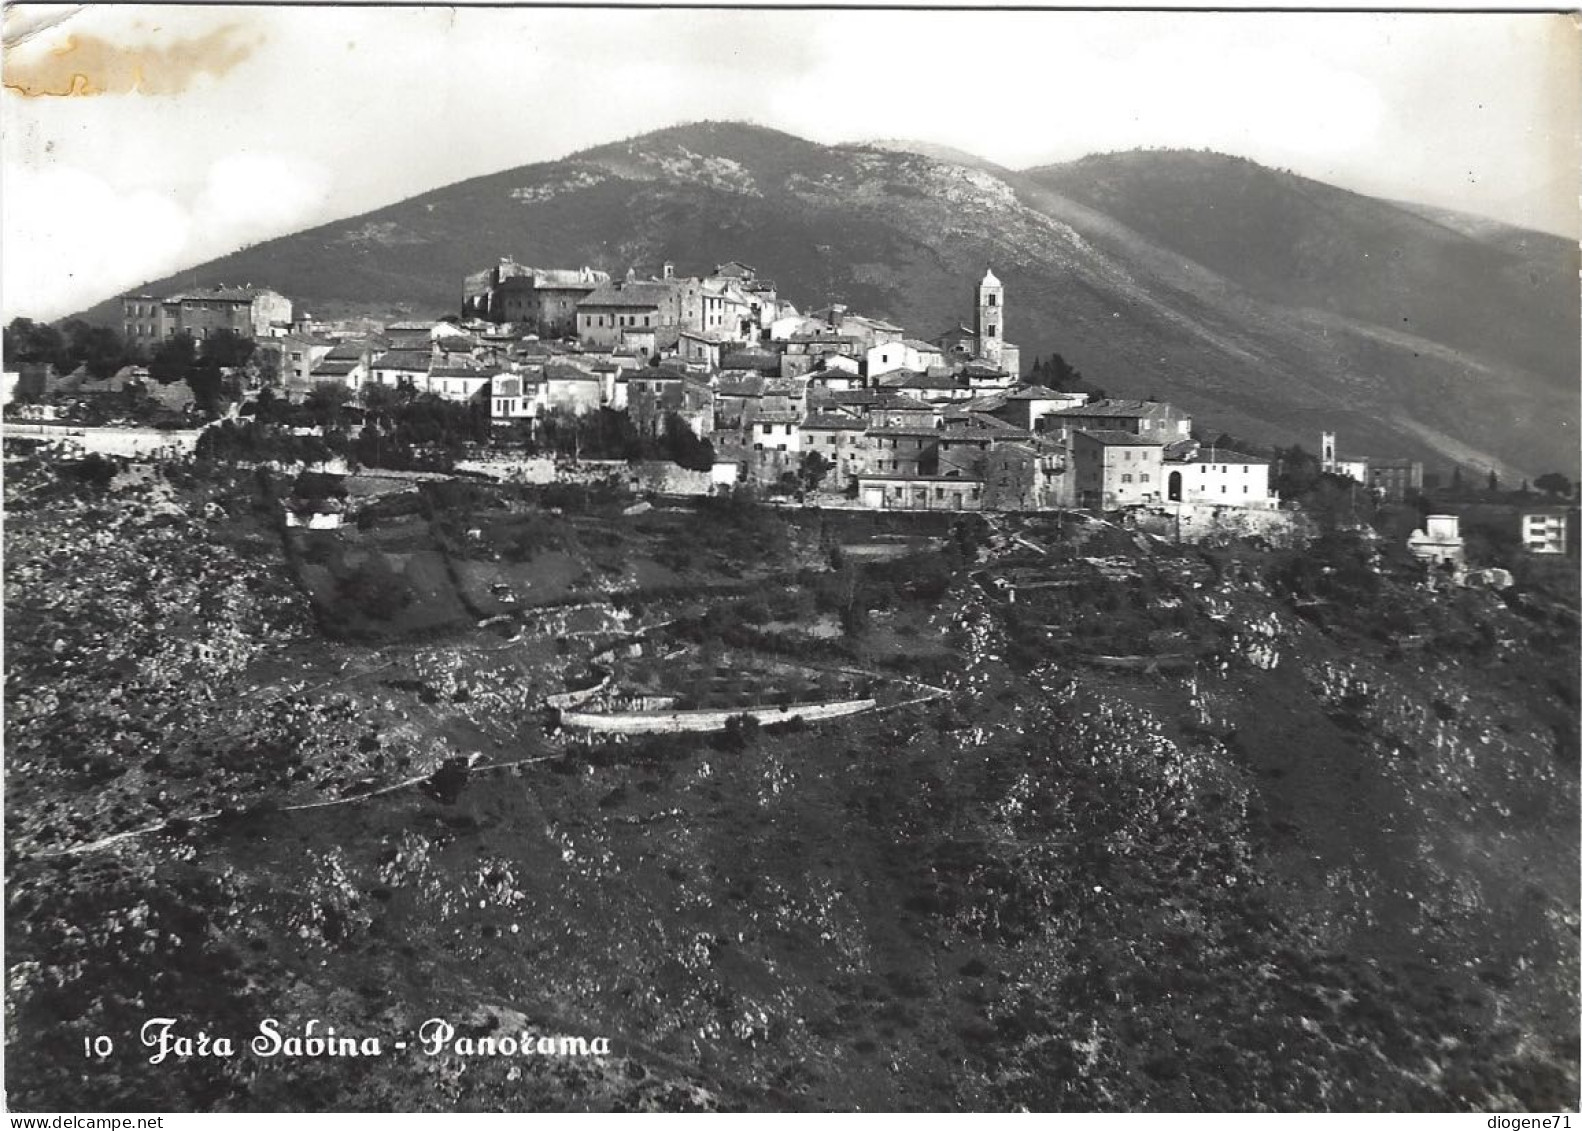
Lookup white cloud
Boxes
[190,151,331,251]
[1,6,1573,321]
[1,164,191,317]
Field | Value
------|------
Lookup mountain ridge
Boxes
[68,120,1579,478]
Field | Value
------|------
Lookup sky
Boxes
[3,4,1578,322]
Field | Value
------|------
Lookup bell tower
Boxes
[975,268,1003,367]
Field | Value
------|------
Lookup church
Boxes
[932,269,1021,376]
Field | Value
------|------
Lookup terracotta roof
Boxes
[721,350,783,372]
[1190,449,1270,465]
[544,363,601,382]
[1055,400,1173,418]
[789,333,859,345]
[373,349,432,370]
[1074,429,1165,447]
[828,390,933,411]
[579,280,673,308]
[801,412,868,431]
[880,369,959,390]
[717,376,767,397]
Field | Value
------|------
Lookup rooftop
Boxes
[721,351,783,372]
[1054,399,1173,418]
[801,412,869,431]
[1075,429,1165,447]
[373,349,433,370]
[1189,448,1270,465]
[544,363,601,382]
[579,280,674,308]
[879,370,959,390]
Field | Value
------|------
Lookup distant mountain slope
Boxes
[75,122,1579,477]
[1025,150,1576,384]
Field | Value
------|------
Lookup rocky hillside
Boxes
[74,122,1578,476]
[5,466,1577,1111]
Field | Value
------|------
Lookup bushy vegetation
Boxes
[4,316,144,381]
[533,407,715,469]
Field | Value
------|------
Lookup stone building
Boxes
[576,280,680,352]
[1048,400,1191,444]
[1162,445,1276,507]
[463,260,609,335]
[1071,430,1165,510]
[122,286,292,349]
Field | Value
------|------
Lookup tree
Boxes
[253,386,282,424]
[149,333,198,384]
[1487,468,1499,494]
[3,317,69,370]
[360,382,406,421]
[662,412,716,472]
[198,328,256,371]
[1273,445,1322,498]
[60,320,132,380]
[715,713,760,753]
[1534,472,1573,499]
[799,450,832,492]
[1028,352,1106,400]
[185,366,226,417]
[304,382,355,428]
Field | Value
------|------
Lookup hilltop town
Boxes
[4,256,1575,572]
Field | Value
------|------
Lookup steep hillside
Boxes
[74,123,1578,476]
[1025,150,1577,402]
[6,467,1577,1111]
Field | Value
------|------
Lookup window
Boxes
[986,325,997,338]
[1221,484,1228,494]
[1123,450,1132,460]
[1121,473,1133,484]
[987,294,997,307]
[1140,473,1150,483]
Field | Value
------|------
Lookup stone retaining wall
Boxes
[545,671,612,710]
[3,423,202,458]
[560,697,878,734]
[1127,502,1304,546]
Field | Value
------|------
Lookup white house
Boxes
[1164,448,1277,507]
